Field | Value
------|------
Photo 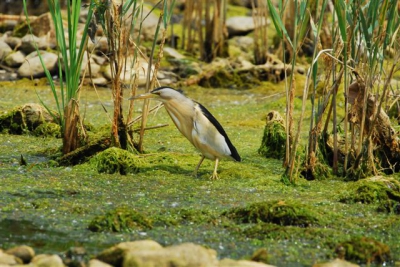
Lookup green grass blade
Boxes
[334,0,346,43]
[267,0,293,48]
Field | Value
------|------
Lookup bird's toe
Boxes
[209,172,219,180]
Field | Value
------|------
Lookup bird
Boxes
[130,86,241,179]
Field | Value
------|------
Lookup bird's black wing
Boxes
[196,102,241,162]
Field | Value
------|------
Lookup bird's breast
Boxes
[164,100,196,143]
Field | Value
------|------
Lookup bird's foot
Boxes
[209,172,219,180]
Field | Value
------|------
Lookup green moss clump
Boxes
[33,123,61,138]
[339,177,400,213]
[336,237,390,264]
[258,113,286,160]
[91,147,140,175]
[223,200,319,227]
[198,67,245,89]
[88,208,152,233]
[0,104,57,135]
[0,108,28,134]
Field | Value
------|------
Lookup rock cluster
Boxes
[0,240,277,267]
[0,9,179,87]
[0,3,305,89]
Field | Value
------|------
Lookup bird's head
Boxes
[129,86,185,102]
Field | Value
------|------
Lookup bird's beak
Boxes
[129,92,155,100]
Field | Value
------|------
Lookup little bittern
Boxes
[131,86,241,179]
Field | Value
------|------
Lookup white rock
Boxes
[0,40,12,60]
[4,51,25,67]
[18,51,58,78]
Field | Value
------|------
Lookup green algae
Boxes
[336,236,391,264]
[339,176,400,214]
[33,123,61,138]
[91,147,140,175]
[223,200,320,227]
[1,84,400,266]
[88,207,153,233]
[244,222,331,240]
[0,104,57,135]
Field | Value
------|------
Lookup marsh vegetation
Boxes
[1,0,400,266]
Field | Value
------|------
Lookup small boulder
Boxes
[96,240,162,266]
[5,245,35,264]
[18,50,58,78]
[0,250,23,265]
[4,51,25,67]
[20,34,52,54]
[0,40,12,60]
[123,242,218,267]
[31,254,65,267]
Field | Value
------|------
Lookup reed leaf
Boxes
[267,0,293,48]
[334,0,346,43]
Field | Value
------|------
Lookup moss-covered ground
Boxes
[0,80,399,266]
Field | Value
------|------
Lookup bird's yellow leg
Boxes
[210,158,219,180]
[193,155,205,178]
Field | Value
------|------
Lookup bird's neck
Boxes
[164,99,195,143]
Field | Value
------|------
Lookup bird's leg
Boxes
[193,155,205,178]
[210,158,219,180]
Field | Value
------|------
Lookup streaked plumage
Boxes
[131,86,241,179]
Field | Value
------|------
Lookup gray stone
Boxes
[102,57,154,86]
[84,76,109,86]
[4,51,25,67]
[18,51,58,78]
[163,47,185,60]
[20,34,53,54]
[4,35,22,49]
[84,60,101,78]
[0,40,12,60]
[226,16,269,37]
